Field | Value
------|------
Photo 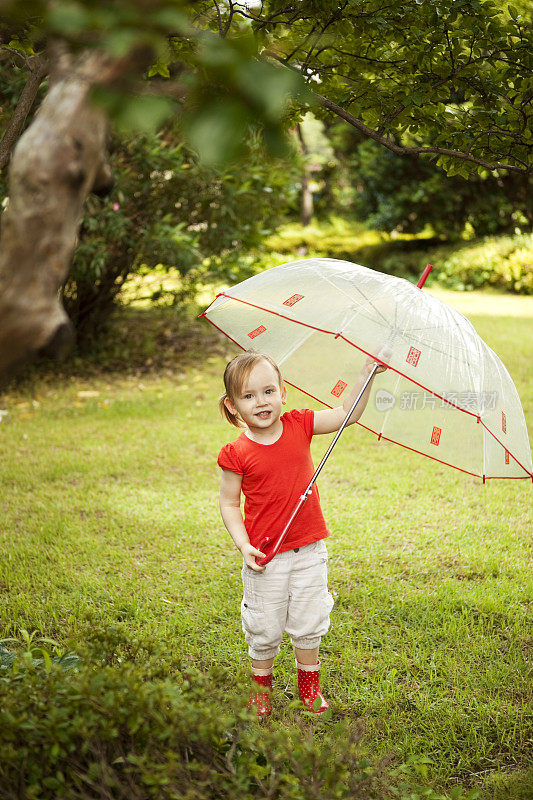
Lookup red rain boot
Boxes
[247,668,272,717]
[296,660,329,713]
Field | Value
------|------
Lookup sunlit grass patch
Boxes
[0,294,532,799]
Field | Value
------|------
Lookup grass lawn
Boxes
[1,289,532,799]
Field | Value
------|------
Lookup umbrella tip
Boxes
[417,264,434,289]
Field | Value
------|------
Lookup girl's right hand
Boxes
[241,542,267,572]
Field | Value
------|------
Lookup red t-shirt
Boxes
[218,408,330,554]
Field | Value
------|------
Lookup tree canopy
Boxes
[239,0,532,177]
[2,0,531,174]
[0,0,531,376]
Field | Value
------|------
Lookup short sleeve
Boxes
[287,408,314,441]
[218,442,244,475]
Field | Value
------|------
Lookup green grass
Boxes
[1,293,532,799]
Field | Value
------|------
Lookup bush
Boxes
[59,128,300,347]
[0,633,480,800]
[264,221,533,294]
[435,233,533,293]
[319,129,531,239]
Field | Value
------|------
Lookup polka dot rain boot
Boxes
[247,667,273,717]
[296,660,329,713]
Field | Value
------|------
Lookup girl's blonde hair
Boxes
[219,350,284,428]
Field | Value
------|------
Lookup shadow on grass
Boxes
[3,305,230,394]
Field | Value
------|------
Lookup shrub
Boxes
[0,634,480,800]
[264,221,533,294]
[59,128,299,347]
[323,131,530,239]
[436,233,533,293]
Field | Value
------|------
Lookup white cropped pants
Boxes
[240,539,334,660]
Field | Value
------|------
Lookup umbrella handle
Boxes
[255,362,381,567]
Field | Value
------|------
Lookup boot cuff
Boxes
[251,666,274,677]
[295,659,321,672]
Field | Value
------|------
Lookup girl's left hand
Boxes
[367,346,392,373]
[365,355,388,374]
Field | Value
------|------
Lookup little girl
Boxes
[218,350,386,716]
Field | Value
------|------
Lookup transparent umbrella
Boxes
[202,259,532,561]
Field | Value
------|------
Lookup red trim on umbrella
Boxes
[204,316,250,352]
[485,475,533,480]
[214,293,339,336]
[479,419,532,476]
[203,312,533,480]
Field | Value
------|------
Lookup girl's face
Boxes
[225,359,286,432]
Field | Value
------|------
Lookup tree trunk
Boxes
[296,123,313,227]
[0,51,113,377]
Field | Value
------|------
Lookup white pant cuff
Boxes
[248,643,280,660]
[291,636,321,649]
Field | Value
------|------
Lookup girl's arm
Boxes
[219,468,266,572]
[313,355,388,435]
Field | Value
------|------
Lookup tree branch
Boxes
[315,90,528,173]
[0,54,49,170]
[262,51,529,174]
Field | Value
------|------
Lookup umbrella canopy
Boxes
[203,258,532,482]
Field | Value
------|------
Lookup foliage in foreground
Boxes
[0,632,480,800]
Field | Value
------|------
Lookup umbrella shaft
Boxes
[305,362,381,491]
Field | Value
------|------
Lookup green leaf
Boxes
[38,637,60,648]
[148,63,171,79]
[102,28,145,57]
[40,649,52,674]
[20,629,32,646]
[237,61,307,119]
[91,88,177,134]
[312,696,323,711]
[46,2,91,35]
[7,38,35,55]
[184,100,248,167]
